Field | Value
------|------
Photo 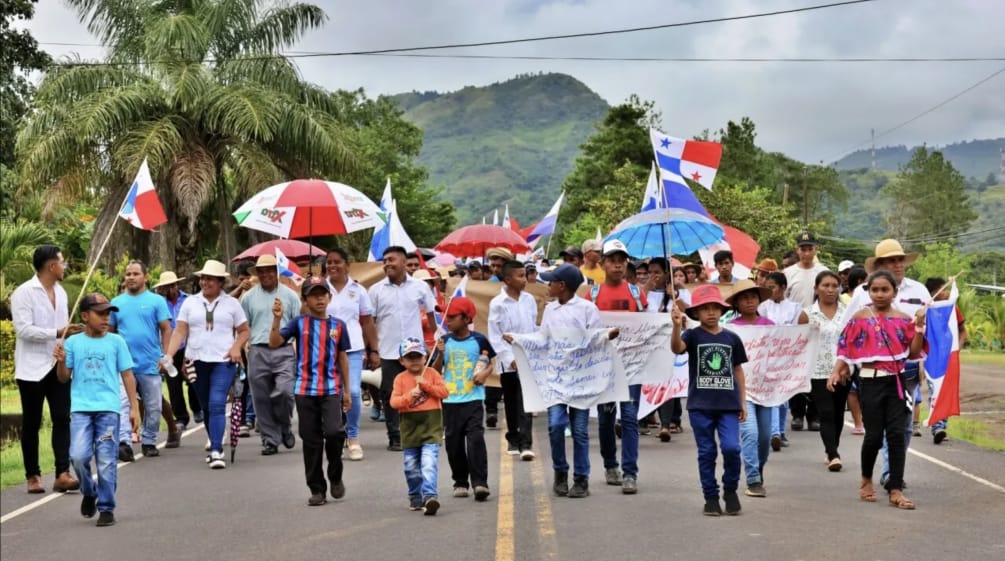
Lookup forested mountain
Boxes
[835,138,1004,181]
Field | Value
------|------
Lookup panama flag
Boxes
[367,179,394,262]
[502,204,512,229]
[650,128,722,191]
[924,282,961,428]
[525,192,565,243]
[275,247,304,284]
[641,162,662,211]
[119,159,168,230]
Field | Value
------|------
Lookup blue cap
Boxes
[539,263,584,291]
[399,337,427,357]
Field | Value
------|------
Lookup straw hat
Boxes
[865,239,918,273]
[152,271,183,289]
[724,279,770,306]
[252,254,278,273]
[413,269,438,281]
[192,259,230,279]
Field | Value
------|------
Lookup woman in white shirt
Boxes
[166,260,249,469]
[806,271,848,472]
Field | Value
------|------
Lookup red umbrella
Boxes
[232,239,327,262]
[233,180,383,239]
[435,224,532,258]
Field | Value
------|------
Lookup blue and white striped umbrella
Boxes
[604,208,725,258]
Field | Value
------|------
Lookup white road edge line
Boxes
[843,421,1005,494]
[1,424,204,524]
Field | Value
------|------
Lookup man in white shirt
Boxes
[785,231,830,309]
[11,245,82,494]
[368,246,437,451]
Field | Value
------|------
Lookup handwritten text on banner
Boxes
[598,311,675,385]
[731,325,819,407]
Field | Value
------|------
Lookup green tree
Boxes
[883,147,977,248]
[695,182,809,261]
[907,242,972,284]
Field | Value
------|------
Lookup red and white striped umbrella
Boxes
[233,180,382,239]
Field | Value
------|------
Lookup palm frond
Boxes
[144,12,210,63]
[170,144,216,231]
[203,83,279,141]
[111,116,186,178]
[65,0,150,58]
[162,61,213,113]
[0,221,53,275]
[74,81,166,142]
[199,0,258,59]
[213,55,303,97]
[239,3,327,55]
[35,59,144,104]
[223,141,282,197]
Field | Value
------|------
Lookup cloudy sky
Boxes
[26,0,1005,163]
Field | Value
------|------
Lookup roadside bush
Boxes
[0,320,14,388]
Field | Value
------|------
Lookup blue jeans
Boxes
[118,381,131,444]
[192,361,236,453]
[926,377,947,432]
[345,351,363,440]
[133,374,163,446]
[70,412,119,513]
[548,405,590,477]
[598,384,641,478]
[771,403,788,437]
[404,443,440,502]
[740,401,773,486]
[688,410,741,499]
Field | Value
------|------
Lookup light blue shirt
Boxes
[65,333,134,413]
[241,283,300,345]
[110,290,171,375]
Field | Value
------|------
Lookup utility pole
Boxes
[802,166,809,226]
[871,128,876,170]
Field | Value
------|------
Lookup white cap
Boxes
[838,260,854,273]
[602,239,630,257]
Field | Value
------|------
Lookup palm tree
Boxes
[16,0,357,273]
[0,221,53,316]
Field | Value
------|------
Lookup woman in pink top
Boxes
[827,270,926,510]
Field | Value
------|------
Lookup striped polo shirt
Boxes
[279,314,351,396]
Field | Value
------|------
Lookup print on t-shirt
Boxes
[696,343,734,390]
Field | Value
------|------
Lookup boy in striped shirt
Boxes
[270,277,350,507]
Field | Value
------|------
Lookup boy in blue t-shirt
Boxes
[270,278,350,507]
[53,294,140,527]
[670,285,748,517]
[432,296,495,502]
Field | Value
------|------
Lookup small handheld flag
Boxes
[275,248,304,285]
[119,159,168,230]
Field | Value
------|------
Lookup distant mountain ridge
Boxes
[835,138,1004,180]
[391,73,610,226]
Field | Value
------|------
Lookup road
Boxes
[2,403,1004,561]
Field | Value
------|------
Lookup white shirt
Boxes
[11,276,68,381]
[840,276,930,327]
[368,275,436,359]
[758,298,803,325]
[784,262,829,308]
[177,292,247,363]
[806,300,847,379]
[326,276,373,352]
[488,288,539,373]
[540,296,602,330]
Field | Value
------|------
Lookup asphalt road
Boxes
[2,405,1004,561]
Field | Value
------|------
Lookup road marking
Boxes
[494,430,514,561]
[843,421,1005,494]
[0,424,203,524]
[528,447,558,559]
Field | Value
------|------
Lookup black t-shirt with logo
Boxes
[681,327,747,412]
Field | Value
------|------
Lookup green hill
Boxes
[391,73,610,226]
[836,138,1004,181]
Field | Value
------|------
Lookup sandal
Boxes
[859,480,877,502]
[670,423,684,434]
[888,491,915,510]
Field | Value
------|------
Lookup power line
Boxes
[828,65,1005,163]
[362,54,1005,63]
[49,0,879,67]
[822,224,1005,246]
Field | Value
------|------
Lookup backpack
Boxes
[591,283,645,312]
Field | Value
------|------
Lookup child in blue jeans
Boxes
[671,285,748,516]
[54,294,140,527]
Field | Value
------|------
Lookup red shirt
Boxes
[587,282,648,312]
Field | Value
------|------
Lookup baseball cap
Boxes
[602,239,629,258]
[399,337,427,358]
[838,260,855,273]
[300,276,330,298]
[796,231,818,247]
[80,293,118,313]
[581,239,602,254]
[559,246,584,260]
[539,263,584,291]
[445,296,476,320]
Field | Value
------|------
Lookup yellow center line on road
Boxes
[528,443,559,559]
[494,429,514,561]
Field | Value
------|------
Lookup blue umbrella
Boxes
[604,208,725,258]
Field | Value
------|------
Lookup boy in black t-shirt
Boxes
[670,285,748,517]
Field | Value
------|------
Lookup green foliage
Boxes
[1,0,52,169]
[562,161,648,245]
[908,242,972,283]
[695,183,810,262]
[962,294,1005,352]
[0,320,14,387]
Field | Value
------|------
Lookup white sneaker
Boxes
[209,451,226,469]
[520,449,536,461]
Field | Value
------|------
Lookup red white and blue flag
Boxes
[275,247,304,285]
[924,281,961,427]
[650,128,722,191]
[525,192,564,243]
[119,159,167,230]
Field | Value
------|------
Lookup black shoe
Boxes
[282,431,296,449]
[261,444,278,456]
[568,477,589,498]
[387,442,402,452]
[724,491,742,515]
[331,480,346,500]
[193,411,204,424]
[118,443,134,462]
[486,414,498,429]
[80,495,97,518]
[474,486,491,501]
[808,420,821,431]
[308,493,326,506]
[553,471,569,497]
[96,511,116,527]
[423,497,440,516]
[791,417,804,431]
[141,444,159,457]
[770,435,781,452]
[934,429,947,444]
[703,497,723,516]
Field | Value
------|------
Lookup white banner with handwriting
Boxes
[731,325,819,407]
[598,311,675,385]
[511,327,629,411]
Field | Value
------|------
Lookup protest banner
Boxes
[638,353,689,419]
[597,311,674,384]
[731,324,819,407]
[511,327,629,411]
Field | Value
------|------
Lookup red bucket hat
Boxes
[446,296,476,320]
[685,285,730,320]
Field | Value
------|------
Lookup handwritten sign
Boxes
[731,325,819,407]
[638,353,690,419]
[598,311,675,384]
[511,327,629,411]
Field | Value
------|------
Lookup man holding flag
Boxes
[923,278,965,444]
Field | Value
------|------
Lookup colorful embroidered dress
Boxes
[836,314,916,374]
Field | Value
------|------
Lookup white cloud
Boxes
[27,0,1005,162]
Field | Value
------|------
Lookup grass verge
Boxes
[919,402,1005,453]
[961,350,1005,368]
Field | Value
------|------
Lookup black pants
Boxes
[380,359,404,444]
[500,372,532,449]
[658,398,683,429]
[165,348,201,425]
[295,394,346,495]
[789,392,818,423]
[16,367,71,478]
[811,378,849,461]
[484,386,502,417]
[443,400,488,489]
[860,375,908,491]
